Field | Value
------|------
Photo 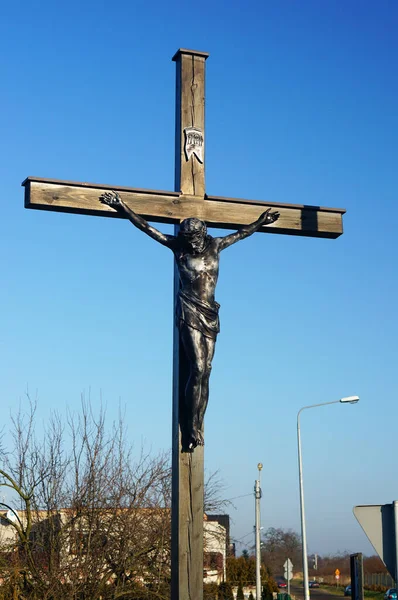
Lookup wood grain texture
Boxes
[171,48,206,600]
[172,48,210,61]
[24,178,345,238]
[178,53,206,196]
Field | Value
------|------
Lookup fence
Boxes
[363,573,395,588]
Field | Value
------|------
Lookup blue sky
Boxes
[1,0,397,557]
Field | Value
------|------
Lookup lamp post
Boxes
[297,396,359,600]
[255,462,263,600]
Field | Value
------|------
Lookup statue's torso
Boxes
[174,237,220,305]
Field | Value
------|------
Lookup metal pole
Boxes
[255,463,263,600]
[351,552,364,600]
[296,398,359,600]
[297,410,310,600]
[393,500,398,586]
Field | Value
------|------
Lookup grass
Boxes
[320,584,385,600]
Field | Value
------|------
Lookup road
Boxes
[288,583,345,600]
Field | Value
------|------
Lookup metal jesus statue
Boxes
[100,191,279,451]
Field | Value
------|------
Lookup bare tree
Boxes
[260,527,302,577]
[204,469,231,514]
[0,398,229,600]
[0,399,171,599]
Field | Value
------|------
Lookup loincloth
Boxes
[177,291,220,340]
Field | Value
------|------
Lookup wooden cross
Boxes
[23,49,345,600]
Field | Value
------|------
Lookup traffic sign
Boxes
[335,569,340,576]
[284,558,293,581]
[353,503,397,580]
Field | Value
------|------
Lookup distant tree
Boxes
[224,582,234,600]
[307,552,389,585]
[242,549,250,560]
[260,527,302,576]
[227,555,256,585]
[249,592,255,600]
[218,582,225,599]
[311,552,350,577]
[262,578,278,600]
[204,581,219,599]
[237,583,244,600]
[363,555,388,574]
[219,581,234,600]
[227,555,274,590]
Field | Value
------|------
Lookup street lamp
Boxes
[255,462,263,600]
[297,396,359,600]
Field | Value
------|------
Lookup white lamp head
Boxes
[340,395,360,404]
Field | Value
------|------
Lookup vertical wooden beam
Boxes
[173,48,208,197]
[171,48,209,600]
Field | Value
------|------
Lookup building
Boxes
[204,515,228,584]
[0,508,229,587]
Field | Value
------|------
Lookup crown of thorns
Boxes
[179,218,207,236]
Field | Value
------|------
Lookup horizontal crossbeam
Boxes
[22,177,345,239]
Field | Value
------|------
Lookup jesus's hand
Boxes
[259,208,280,225]
[99,191,124,211]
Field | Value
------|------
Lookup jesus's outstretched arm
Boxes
[217,208,280,251]
[100,191,175,248]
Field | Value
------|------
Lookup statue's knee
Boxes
[192,364,206,378]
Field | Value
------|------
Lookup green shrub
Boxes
[204,581,219,599]
[219,581,234,600]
